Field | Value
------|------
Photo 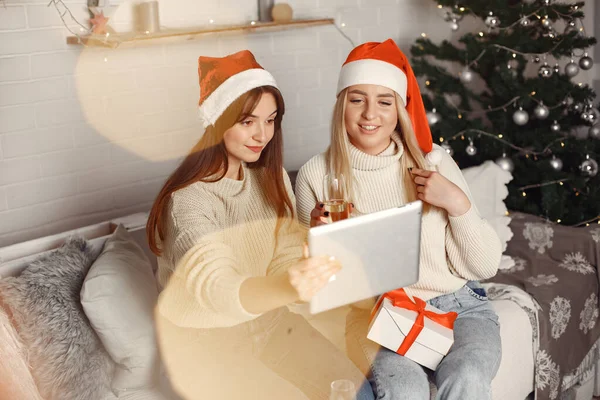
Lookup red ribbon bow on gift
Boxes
[370,288,458,356]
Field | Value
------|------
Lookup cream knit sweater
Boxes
[156,166,303,329]
[295,133,502,301]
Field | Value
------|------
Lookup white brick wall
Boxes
[0,0,445,246]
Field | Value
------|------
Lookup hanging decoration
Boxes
[549,156,563,171]
[427,108,442,125]
[580,156,599,177]
[495,153,515,172]
[534,103,550,119]
[579,53,594,70]
[513,107,529,125]
[466,140,477,156]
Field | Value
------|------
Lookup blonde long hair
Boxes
[326,88,429,207]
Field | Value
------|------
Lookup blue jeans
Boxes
[346,282,502,400]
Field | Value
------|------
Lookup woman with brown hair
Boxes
[147,50,374,400]
[295,40,502,400]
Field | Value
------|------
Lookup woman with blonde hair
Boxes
[295,40,502,400]
[148,50,374,400]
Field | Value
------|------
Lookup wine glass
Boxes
[323,173,350,223]
[329,379,356,400]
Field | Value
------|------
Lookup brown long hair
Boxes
[146,86,291,256]
[327,88,429,208]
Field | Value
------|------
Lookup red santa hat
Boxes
[198,50,278,128]
[337,39,442,165]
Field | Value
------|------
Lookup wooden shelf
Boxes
[67,18,335,48]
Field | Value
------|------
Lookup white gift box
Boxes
[367,297,455,370]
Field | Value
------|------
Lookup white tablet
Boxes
[307,200,422,314]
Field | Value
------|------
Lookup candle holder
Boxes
[135,1,160,34]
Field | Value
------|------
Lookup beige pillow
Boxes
[461,160,513,252]
[81,225,163,397]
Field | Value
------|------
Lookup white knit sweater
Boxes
[156,166,303,329]
[295,133,502,301]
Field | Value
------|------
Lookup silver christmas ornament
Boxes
[550,120,560,132]
[538,63,553,78]
[541,17,551,28]
[581,111,591,121]
[485,15,501,28]
[441,142,454,156]
[444,11,464,22]
[459,68,474,83]
[549,156,563,171]
[573,103,583,112]
[466,141,477,156]
[580,157,599,177]
[427,108,441,125]
[553,64,560,74]
[495,154,514,172]
[566,20,576,33]
[565,60,580,78]
[534,103,550,119]
[450,21,460,31]
[513,107,529,125]
[579,53,594,70]
[507,59,519,69]
[520,16,530,27]
[590,125,600,139]
[589,112,598,124]
[533,56,541,64]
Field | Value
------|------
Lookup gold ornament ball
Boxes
[271,3,293,22]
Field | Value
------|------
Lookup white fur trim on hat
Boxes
[198,68,278,128]
[337,59,408,104]
[426,147,444,166]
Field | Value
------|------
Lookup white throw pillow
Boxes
[81,225,163,397]
[461,161,514,253]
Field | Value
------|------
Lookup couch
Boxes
[0,162,598,399]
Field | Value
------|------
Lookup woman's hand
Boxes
[310,202,329,227]
[309,202,354,227]
[410,168,471,217]
[287,245,342,302]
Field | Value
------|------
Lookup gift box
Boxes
[367,289,457,370]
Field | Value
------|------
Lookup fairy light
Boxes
[104,56,108,62]
[559,182,564,186]
[209,19,215,24]
[459,7,465,11]
[426,80,431,86]
[505,211,510,216]
[522,191,527,197]
[440,137,445,142]
[250,21,256,25]
[557,219,562,223]
[105,32,110,37]
[458,114,463,119]
[561,142,565,147]
[512,53,517,58]
[498,134,503,138]
[478,31,484,37]
[438,4,443,8]
[531,91,536,96]
[341,22,346,27]
[421,32,427,38]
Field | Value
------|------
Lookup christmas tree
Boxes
[410,0,599,226]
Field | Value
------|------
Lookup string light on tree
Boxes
[590,125,600,139]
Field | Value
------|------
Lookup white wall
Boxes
[10,0,584,247]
